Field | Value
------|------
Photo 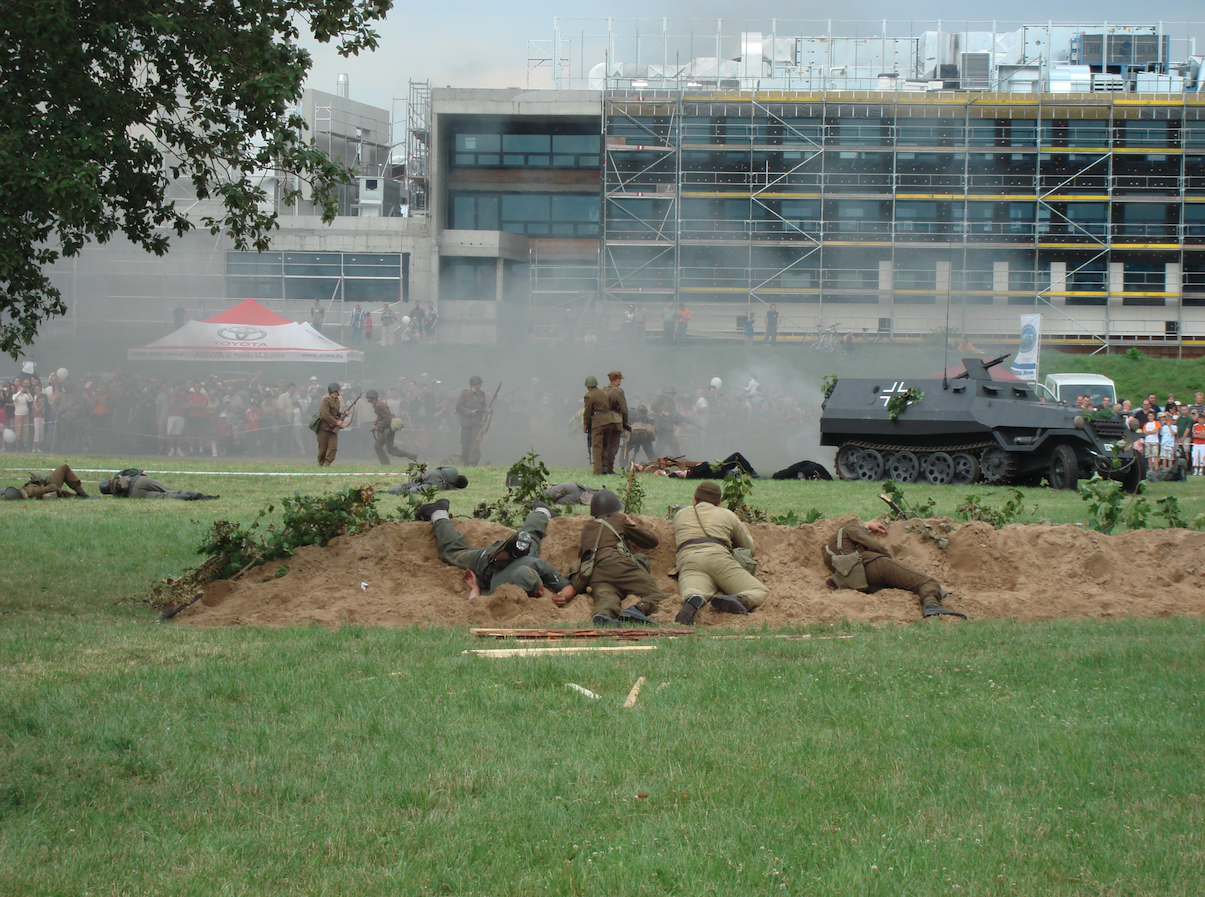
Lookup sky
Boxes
[302,1,1205,116]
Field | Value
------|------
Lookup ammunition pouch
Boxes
[825,527,868,591]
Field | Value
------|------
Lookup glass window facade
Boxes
[448,192,598,236]
[226,252,404,303]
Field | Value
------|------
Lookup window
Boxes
[226,251,404,303]
[448,192,598,236]
[450,122,599,168]
[440,258,497,301]
[1066,262,1107,304]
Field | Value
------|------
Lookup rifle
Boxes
[338,393,362,427]
[665,411,708,433]
[477,382,502,441]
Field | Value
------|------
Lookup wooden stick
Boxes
[566,683,601,700]
[470,627,693,640]
[623,676,646,708]
[463,645,657,658]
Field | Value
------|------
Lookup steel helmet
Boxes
[365,388,379,399]
[589,488,622,517]
[584,375,598,388]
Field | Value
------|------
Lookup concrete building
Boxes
[45,20,1205,353]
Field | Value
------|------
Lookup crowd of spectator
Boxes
[0,365,813,465]
[1105,391,1205,477]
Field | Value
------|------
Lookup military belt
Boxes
[676,536,729,551]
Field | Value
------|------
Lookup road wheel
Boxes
[855,449,884,480]
[1048,444,1079,490]
[921,452,954,485]
[980,446,1010,483]
[951,452,979,485]
[836,444,861,480]
[886,450,919,483]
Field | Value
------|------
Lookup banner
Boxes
[1011,314,1041,380]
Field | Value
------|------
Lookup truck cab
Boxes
[1034,373,1118,408]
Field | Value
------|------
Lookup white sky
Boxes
[302,1,1205,115]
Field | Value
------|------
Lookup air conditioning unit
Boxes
[961,52,992,89]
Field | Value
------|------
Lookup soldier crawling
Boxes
[416,497,574,602]
[822,518,966,620]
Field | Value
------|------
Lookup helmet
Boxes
[2,486,23,500]
[589,489,622,517]
[327,382,341,394]
[470,375,483,386]
[455,475,469,489]
[584,375,598,388]
[365,389,379,399]
[710,377,722,389]
[99,479,112,495]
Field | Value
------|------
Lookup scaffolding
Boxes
[598,88,1205,349]
[406,80,431,217]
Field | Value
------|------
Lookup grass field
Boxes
[2,452,1204,895]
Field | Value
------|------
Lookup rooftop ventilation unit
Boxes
[961,52,992,89]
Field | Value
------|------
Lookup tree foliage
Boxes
[0,0,392,356]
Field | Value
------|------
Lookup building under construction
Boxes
[48,19,1205,352]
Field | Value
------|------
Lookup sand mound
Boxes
[176,515,1205,629]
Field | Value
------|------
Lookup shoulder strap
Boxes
[598,518,631,555]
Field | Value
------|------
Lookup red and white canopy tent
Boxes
[128,299,363,363]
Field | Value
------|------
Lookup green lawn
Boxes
[2,452,1203,895]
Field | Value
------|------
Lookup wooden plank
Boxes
[470,627,694,640]
[566,683,601,700]
[623,676,647,708]
[464,645,658,658]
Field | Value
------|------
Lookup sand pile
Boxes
[176,514,1205,629]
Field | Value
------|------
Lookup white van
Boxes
[1034,373,1118,407]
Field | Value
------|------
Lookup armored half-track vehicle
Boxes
[820,356,1140,490]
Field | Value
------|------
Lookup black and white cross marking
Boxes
[880,381,910,406]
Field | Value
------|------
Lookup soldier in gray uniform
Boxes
[388,465,469,495]
[100,471,218,500]
[541,482,597,506]
[416,498,575,602]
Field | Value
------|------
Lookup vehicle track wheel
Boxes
[980,447,1010,484]
[886,450,919,483]
[1048,444,1079,491]
[836,444,861,480]
[855,449,884,481]
[922,452,954,485]
[951,452,979,485]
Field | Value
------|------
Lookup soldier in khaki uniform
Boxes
[2,464,90,499]
[554,489,666,627]
[671,481,767,623]
[822,518,966,619]
[583,375,621,475]
[366,388,414,465]
[455,375,487,466]
[602,371,630,474]
[315,382,343,466]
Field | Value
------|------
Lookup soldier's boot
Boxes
[618,602,657,626]
[532,500,558,519]
[922,588,966,620]
[674,594,705,625]
[710,594,749,615]
[415,498,451,521]
[592,612,619,628]
[402,451,419,461]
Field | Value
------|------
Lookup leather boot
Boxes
[675,595,704,625]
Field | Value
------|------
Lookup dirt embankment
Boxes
[176,515,1205,629]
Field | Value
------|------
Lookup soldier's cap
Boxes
[310,376,318,381]
[694,481,722,505]
[608,371,623,381]
[470,376,483,386]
